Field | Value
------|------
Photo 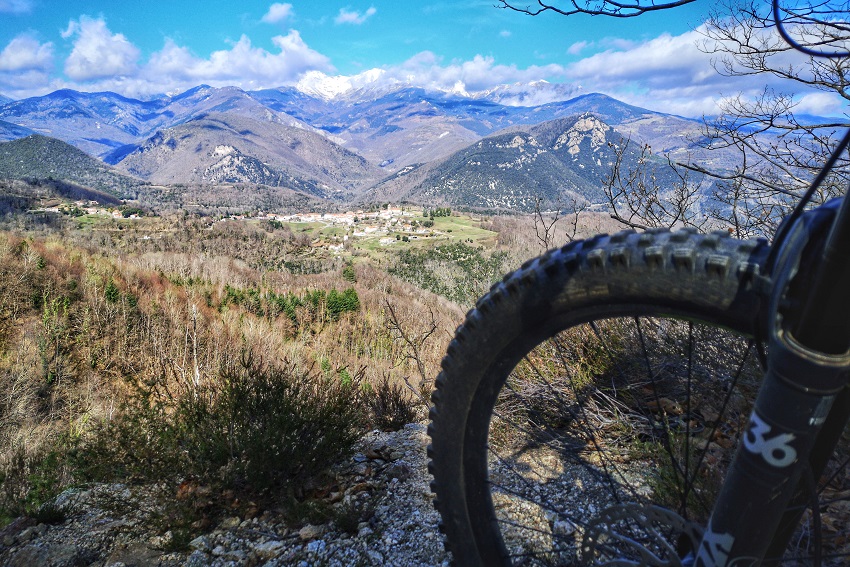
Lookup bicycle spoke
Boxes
[686,338,756,513]
[484,316,767,564]
[818,453,850,495]
[547,330,645,501]
[683,320,694,517]
[634,317,689,498]
[513,345,640,498]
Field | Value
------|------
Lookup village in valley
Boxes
[259,206,440,251]
[238,204,491,257]
[35,199,493,256]
[39,201,144,219]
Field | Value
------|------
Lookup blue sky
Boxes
[0,0,843,117]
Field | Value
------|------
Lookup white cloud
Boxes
[500,30,511,38]
[144,39,200,81]
[0,34,54,96]
[62,16,140,81]
[604,37,638,51]
[795,92,846,117]
[270,24,825,118]
[0,0,31,14]
[566,30,714,90]
[262,3,294,24]
[335,6,376,25]
[1,14,838,119]
[9,19,333,98]
[0,69,55,96]
[131,31,333,96]
[561,25,827,116]
[566,41,588,55]
[0,34,53,72]
[391,52,566,93]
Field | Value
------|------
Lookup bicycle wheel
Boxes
[428,228,850,565]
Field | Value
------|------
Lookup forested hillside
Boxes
[0,136,146,198]
[0,212,494,533]
[0,204,621,536]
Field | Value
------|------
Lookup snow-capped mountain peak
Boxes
[474,81,583,107]
[292,69,582,107]
[295,69,393,101]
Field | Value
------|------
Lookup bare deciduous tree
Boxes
[383,299,438,408]
[532,196,587,251]
[676,1,850,236]
[603,138,709,231]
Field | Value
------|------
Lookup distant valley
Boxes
[0,83,726,213]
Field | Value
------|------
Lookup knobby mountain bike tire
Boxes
[428,228,850,566]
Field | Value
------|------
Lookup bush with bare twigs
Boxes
[366,374,419,432]
[72,353,367,500]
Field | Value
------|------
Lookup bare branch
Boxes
[532,195,588,250]
[496,0,697,18]
[503,0,850,238]
[676,162,799,198]
[603,138,708,231]
[700,0,850,101]
[384,299,437,386]
[533,196,560,250]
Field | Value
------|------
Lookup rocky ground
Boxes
[0,423,451,567]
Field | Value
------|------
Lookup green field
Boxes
[342,211,498,262]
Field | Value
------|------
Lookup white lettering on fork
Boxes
[743,412,797,468]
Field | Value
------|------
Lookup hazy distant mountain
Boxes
[0,119,34,142]
[320,88,486,168]
[0,135,145,197]
[250,86,504,167]
[326,90,669,169]
[113,112,381,198]
[364,114,686,211]
[248,87,338,125]
[156,85,316,132]
[248,87,668,170]
[0,86,316,159]
[0,89,163,157]
[0,84,691,166]
[0,94,13,105]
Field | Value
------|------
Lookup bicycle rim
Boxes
[428,229,850,566]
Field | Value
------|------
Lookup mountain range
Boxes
[0,83,725,212]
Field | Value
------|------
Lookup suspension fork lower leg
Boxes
[694,331,850,567]
[763,385,850,562]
